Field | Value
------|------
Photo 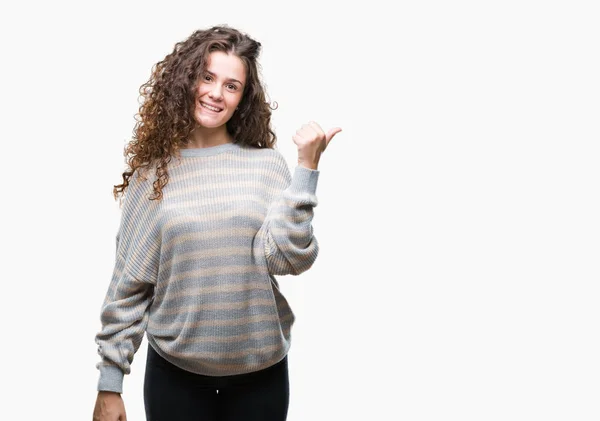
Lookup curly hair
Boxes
[113,24,278,202]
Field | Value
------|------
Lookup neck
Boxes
[185,125,233,148]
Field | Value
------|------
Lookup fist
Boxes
[292,121,342,170]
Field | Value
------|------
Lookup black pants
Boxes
[143,343,290,421]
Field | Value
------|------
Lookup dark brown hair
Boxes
[114,24,278,201]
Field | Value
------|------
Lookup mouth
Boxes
[199,101,223,113]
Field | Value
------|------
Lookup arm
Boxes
[261,159,320,276]
[94,172,161,394]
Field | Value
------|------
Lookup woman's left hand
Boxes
[292,121,342,170]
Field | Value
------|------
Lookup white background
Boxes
[2,0,599,420]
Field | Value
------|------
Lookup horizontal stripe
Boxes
[175,328,288,345]
[148,312,293,329]
[154,298,274,315]
[159,246,255,275]
[161,208,267,230]
[169,166,288,189]
[161,194,270,211]
[153,303,276,319]
[161,227,258,254]
[154,342,282,360]
[148,317,293,337]
[154,268,265,293]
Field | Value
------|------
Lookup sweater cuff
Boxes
[97,364,125,394]
[290,165,319,195]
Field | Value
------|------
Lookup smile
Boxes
[199,101,223,112]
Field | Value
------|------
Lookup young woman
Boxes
[92,25,341,421]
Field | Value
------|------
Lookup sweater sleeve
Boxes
[94,172,161,394]
[261,159,320,276]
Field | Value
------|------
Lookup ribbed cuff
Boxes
[97,364,125,394]
[290,165,319,195]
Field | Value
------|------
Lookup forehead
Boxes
[205,51,246,83]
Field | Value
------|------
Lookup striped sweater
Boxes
[94,141,319,393]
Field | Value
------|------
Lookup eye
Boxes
[203,74,212,81]
[227,84,238,91]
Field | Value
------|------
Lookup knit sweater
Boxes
[94,141,319,393]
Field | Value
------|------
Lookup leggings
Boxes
[143,342,290,421]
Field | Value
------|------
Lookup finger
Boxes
[325,127,342,144]
[308,121,325,137]
[302,122,320,138]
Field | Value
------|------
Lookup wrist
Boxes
[298,160,319,170]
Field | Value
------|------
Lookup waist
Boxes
[145,332,291,377]
[146,339,288,386]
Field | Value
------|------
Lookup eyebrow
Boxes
[205,70,244,86]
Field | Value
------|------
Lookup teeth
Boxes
[201,102,221,112]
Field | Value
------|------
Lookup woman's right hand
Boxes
[93,391,127,421]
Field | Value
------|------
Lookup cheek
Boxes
[224,95,241,108]
[232,94,244,107]
[196,87,210,98]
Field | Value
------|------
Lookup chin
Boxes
[194,115,223,128]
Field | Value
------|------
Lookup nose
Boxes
[209,84,223,101]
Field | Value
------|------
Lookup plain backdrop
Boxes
[1,0,599,420]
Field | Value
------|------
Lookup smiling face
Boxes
[192,51,246,130]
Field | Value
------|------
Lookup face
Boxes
[192,51,246,129]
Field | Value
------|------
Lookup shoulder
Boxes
[240,143,284,159]
[127,167,155,196]
[238,144,291,187]
[239,144,289,171]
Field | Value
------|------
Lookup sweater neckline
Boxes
[178,141,242,157]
